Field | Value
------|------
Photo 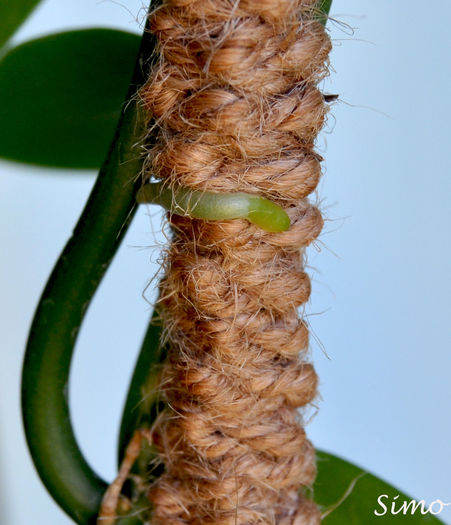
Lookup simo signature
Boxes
[375,495,450,516]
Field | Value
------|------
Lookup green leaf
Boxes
[315,451,446,524]
[0,29,141,169]
[0,0,42,51]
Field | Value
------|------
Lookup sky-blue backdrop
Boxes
[1,1,450,523]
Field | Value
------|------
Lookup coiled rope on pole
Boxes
[140,1,332,523]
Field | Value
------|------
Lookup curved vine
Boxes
[20,19,155,524]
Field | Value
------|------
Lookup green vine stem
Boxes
[20,20,155,525]
[21,2,333,525]
[117,310,164,464]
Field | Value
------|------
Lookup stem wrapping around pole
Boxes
[21,15,156,525]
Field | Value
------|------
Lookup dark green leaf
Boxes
[315,451,446,524]
[0,29,141,169]
[0,0,42,51]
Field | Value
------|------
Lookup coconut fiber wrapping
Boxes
[140,0,332,523]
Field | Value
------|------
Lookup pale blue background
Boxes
[1,1,450,523]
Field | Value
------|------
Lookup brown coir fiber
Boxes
[140,0,332,523]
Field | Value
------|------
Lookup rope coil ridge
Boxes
[140,0,332,523]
